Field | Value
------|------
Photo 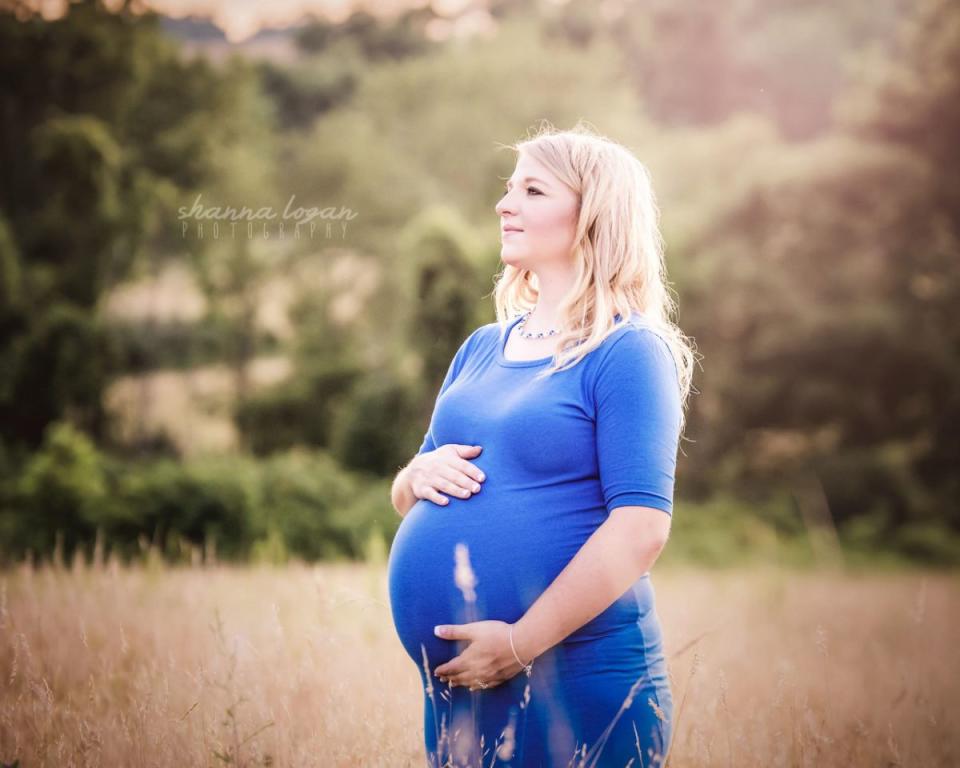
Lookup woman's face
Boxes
[495,153,580,272]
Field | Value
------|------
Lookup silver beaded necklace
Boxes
[516,310,560,340]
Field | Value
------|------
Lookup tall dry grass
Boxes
[0,554,957,767]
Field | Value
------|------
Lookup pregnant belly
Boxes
[386,490,609,673]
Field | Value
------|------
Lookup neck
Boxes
[526,262,576,331]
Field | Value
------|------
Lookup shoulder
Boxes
[477,320,503,339]
[453,321,500,360]
[591,317,680,402]
[596,317,674,372]
[468,321,501,348]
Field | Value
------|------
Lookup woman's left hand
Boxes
[433,620,528,691]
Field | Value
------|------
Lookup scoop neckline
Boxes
[496,311,645,368]
[497,314,556,367]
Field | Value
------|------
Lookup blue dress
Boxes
[387,312,682,768]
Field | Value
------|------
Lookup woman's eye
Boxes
[500,186,542,197]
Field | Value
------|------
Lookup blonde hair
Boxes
[490,120,699,435]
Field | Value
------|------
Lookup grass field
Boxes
[0,558,957,767]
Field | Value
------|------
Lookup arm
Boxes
[510,506,670,662]
[515,326,682,662]
[391,328,479,518]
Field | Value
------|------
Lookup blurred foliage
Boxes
[0,0,957,567]
[295,8,437,61]
[0,0,256,448]
[401,206,491,404]
[255,55,358,130]
[0,421,397,565]
[1,302,119,452]
[677,0,959,540]
[3,421,108,558]
[104,315,281,373]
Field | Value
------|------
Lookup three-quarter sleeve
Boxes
[416,331,476,456]
[593,327,682,516]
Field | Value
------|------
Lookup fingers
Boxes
[435,668,471,688]
[413,448,486,505]
[438,445,485,484]
[435,659,498,690]
[455,459,485,484]
[438,443,486,483]
[451,468,483,492]
[438,475,480,499]
[429,468,481,500]
[416,482,467,507]
[434,655,463,679]
[437,673,497,691]
[421,487,450,506]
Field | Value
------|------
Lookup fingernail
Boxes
[478,473,485,481]
[473,484,480,492]
[434,626,444,637]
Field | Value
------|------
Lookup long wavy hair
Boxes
[491,120,699,435]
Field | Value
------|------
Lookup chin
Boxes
[499,246,529,269]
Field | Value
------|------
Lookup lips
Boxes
[501,226,523,235]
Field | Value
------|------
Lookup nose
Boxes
[495,189,516,217]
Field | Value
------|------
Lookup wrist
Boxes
[405,455,424,480]
[511,616,539,665]
[404,460,423,500]
[393,461,420,515]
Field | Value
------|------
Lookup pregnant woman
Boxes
[387,123,695,768]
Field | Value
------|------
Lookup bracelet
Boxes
[509,623,534,676]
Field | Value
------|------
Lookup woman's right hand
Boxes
[408,444,485,506]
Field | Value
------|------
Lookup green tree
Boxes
[9,421,108,560]
[0,0,259,452]
[295,8,436,61]
[401,207,487,399]
[681,0,960,545]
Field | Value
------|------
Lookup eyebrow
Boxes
[505,176,551,189]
